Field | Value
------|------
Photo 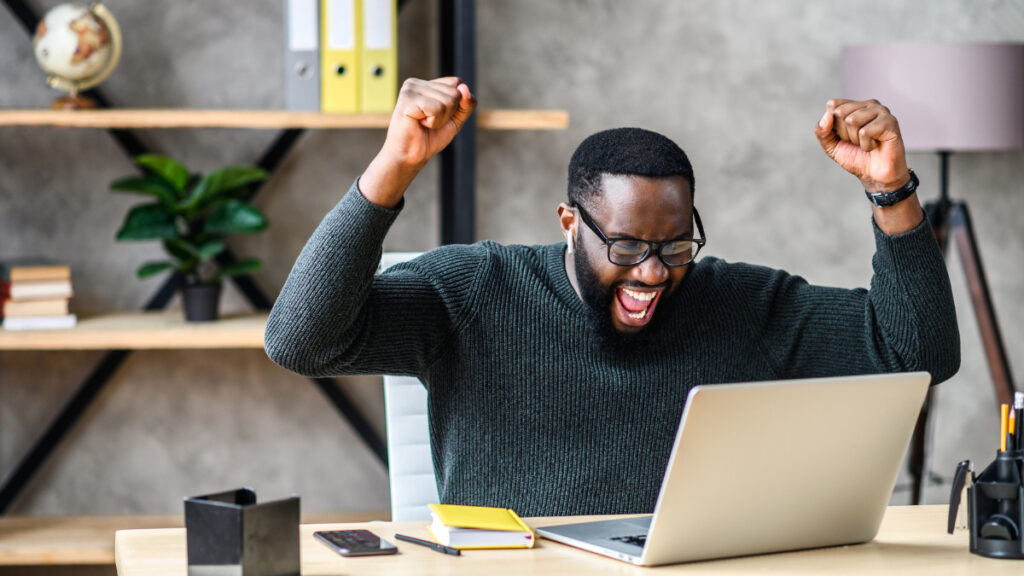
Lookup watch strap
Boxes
[865,170,919,207]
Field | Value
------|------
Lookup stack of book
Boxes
[0,259,76,330]
[427,504,535,550]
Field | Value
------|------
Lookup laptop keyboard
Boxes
[610,534,647,547]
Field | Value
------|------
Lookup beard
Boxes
[573,245,681,357]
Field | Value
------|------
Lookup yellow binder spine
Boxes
[320,0,360,113]
[359,0,397,113]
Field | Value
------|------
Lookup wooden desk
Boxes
[0,516,182,566]
[113,505,1022,575]
[0,513,384,567]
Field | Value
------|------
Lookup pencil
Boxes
[1000,403,1009,452]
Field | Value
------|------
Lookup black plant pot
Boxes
[182,282,222,322]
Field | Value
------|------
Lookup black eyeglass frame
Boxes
[572,203,707,267]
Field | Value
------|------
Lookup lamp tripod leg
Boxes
[907,199,1018,505]
[949,202,1016,405]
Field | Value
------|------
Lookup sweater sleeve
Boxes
[732,215,961,384]
[264,180,487,378]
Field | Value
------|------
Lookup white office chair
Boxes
[379,252,440,521]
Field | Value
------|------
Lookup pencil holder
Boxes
[185,488,301,576]
[949,452,1024,559]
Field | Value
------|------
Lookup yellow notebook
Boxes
[427,504,536,549]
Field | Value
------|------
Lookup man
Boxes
[265,77,959,516]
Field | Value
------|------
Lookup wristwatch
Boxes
[864,169,919,207]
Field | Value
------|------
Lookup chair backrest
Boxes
[379,252,440,521]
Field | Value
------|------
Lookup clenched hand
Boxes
[814,99,923,234]
[815,99,909,194]
[361,77,477,208]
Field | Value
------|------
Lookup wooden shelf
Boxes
[0,108,569,130]
[0,311,268,351]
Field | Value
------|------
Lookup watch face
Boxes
[866,171,918,207]
[872,193,898,207]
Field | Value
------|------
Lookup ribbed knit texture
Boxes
[266,181,960,516]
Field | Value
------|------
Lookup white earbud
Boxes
[566,231,575,254]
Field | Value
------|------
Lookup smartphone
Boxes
[314,529,398,557]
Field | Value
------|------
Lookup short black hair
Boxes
[568,127,695,210]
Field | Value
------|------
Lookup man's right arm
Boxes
[264,78,476,377]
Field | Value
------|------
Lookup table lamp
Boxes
[842,42,1024,504]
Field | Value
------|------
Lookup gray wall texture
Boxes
[1,0,1023,516]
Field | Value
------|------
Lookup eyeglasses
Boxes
[573,203,706,267]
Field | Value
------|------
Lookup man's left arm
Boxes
[802,98,960,383]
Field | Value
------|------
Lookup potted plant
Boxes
[110,154,269,322]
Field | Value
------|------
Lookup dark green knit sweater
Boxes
[265,181,960,516]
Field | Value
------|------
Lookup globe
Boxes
[32,2,121,109]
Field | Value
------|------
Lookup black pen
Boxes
[395,533,461,556]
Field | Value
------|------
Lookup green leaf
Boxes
[204,201,268,235]
[116,203,177,240]
[135,154,189,194]
[186,166,267,212]
[110,175,179,206]
[209,165,268,194]
[136,261,175,278]
[196,240,226,261]
[215,258,261,281]
[163,238,196,261]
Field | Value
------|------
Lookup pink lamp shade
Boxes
[842,43,1024,152]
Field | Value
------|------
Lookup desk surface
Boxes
[0,513,385,566]
[115,505,1019,575]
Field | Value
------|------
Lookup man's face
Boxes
[569,174,695,338]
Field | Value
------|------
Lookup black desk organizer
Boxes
[949,451,1024,559]
[185,488,301,576]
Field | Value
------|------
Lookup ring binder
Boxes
[359,0,397,112]
[321,0,360,112]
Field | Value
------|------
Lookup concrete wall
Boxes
[0,0,1022,515]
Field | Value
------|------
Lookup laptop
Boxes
[536,372,930,566]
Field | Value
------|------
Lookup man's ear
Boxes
[557,203,577,254]
[557,202,577,237]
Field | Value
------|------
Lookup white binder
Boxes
[284,0,321,111]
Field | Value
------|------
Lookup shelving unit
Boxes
[0,0,567,518]
[0,109,569,130]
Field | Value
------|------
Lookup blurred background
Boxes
[0,0,1022,519]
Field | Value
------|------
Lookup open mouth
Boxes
[614,286,661,328]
